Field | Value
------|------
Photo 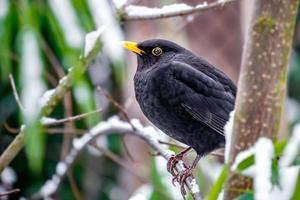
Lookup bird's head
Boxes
[123,39,185,70]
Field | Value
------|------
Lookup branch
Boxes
[0,27,104,173]
[121,0,237,21]
[8,74,25,112]
[41,108,102,126]
[36,116,202,200]
[0,188,20,197]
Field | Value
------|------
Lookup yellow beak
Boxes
[122,41,145,55]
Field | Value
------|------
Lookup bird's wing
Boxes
[170,61,235,136]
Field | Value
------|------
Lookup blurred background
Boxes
[0,0,299,199]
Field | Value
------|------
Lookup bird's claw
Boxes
[167,154,183,176]
[172,167,193,196]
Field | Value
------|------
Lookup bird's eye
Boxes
[152,47,163,56]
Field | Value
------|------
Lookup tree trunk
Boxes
[223,0,299,199]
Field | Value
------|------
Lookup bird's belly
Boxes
[134,74,225,155]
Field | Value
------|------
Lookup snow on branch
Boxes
[36,116,202,200]
[122,0,237,21]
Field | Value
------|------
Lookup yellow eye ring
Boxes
[152,47,163,56]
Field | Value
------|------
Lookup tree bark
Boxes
[223,0,299,199]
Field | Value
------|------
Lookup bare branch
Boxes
[41,108,102,126]
[91,143,147,182]
[36,116,202,200]
[0,188,20,197]
[122,0,238,21]
[9,74,25,112]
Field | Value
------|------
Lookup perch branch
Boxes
[36,116,202,200]
[122,0,238,21]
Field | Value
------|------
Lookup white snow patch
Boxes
[254,138,274,200]
[126,2,208,17]
[39,89,55,107]
[280,124,300,167]
[0,0,9,19]
[190,178,200,193]
[40,117,57,125]
[48,0,84,48]
[87,0,124,61]
[72,134,92,150]
[224,110,235,163]
[269,166,300,199]
[20,31,46,121]
[84,26,104,57]
[40,179,58,197]
[56,162,67,176]
[58,76,68,84]
[1,167,16,185]
[129,184,153,200]
[231,147,254,171]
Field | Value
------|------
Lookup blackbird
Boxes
[123,39,236,189]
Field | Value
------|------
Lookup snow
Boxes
[231,147,254,171]
[48,0,84,48]
[254,138,274,200]
[56,162,67,176]
[20,31,46,121]
[72,134,92,150]
[125,2,208,17]
[84,26,104,57]
[0,0,8,19]
[269,166,300,199]
[129,184,153,200]
[40,178,58,197]
[39,89,55,107]
[40,117,57,125]
[87,0,125,61]
[190,178,200,193]
[58,76,68,84]
[224,110,235,163]
[1,167,16,185]
[280,124,300,167]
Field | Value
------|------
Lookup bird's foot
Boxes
[172,167,194,195]
[167,147,192,176]
[172,155,201,196]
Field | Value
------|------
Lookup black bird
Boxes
[123,39,236,188]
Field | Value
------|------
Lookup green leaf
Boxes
[234,192,254,200]
[291,168,300,200]
[235,140,287,172]
[206,164,229,200]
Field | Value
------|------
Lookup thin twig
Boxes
[46,128,86,134]
[0,188,21,197]
[42,108,102,126]
[67,171,84,200]
[96,86,136,131]
[91,143,147,182]
[122,0,238,21]
[3,123,20,134]
[9,74,25,112]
